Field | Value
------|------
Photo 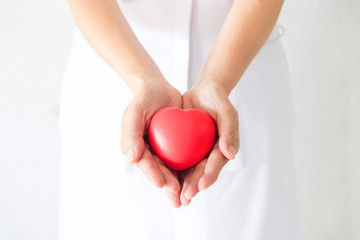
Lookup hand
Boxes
[120,78,182,197]
[166,81,240,206]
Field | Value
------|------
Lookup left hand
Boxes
[165,81,240,206]
[120,78,183,198]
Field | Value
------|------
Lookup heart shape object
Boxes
[147,107,216,170]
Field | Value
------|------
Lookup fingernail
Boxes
[199,185,207,191]
[127,147,135,163]
[198,177,208,191]
[182,199,191,207]
[228,145,236,159]
[166,185,178,193]
[184,190,194,200]
[154,178,165,188]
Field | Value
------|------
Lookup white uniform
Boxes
[59,0,301,239]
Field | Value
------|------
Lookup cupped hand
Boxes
[170,81,240,206]
[120,78,182,200]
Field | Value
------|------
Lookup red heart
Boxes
[147,107,216,170]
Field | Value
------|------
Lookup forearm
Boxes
[196,0,284,95]
[68,0,164,92]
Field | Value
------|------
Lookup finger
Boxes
[121,102,146,164]
[182,93,194,110]
[217,104,239,160]
[198,144,229,191]
[182,158,207,200]
[180,193,191,207]
[179,167,195,206]
[165,188,182,208]
[164,169,182,207]
[155,157,181,193]
[136,148,165,188]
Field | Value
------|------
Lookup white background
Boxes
[0,0,359,239]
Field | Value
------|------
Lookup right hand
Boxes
[120,77,183,206]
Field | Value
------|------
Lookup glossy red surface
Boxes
[148,107,216,170]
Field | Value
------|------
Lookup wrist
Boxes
[193,78,231,97]
[194,73,235,97]
[123,68,168,95]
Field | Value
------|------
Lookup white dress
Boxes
[59,0,301,239]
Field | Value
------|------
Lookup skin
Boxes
[68,0,284,207]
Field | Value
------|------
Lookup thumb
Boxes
[121,102,145,163]
[217,105,239,160]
